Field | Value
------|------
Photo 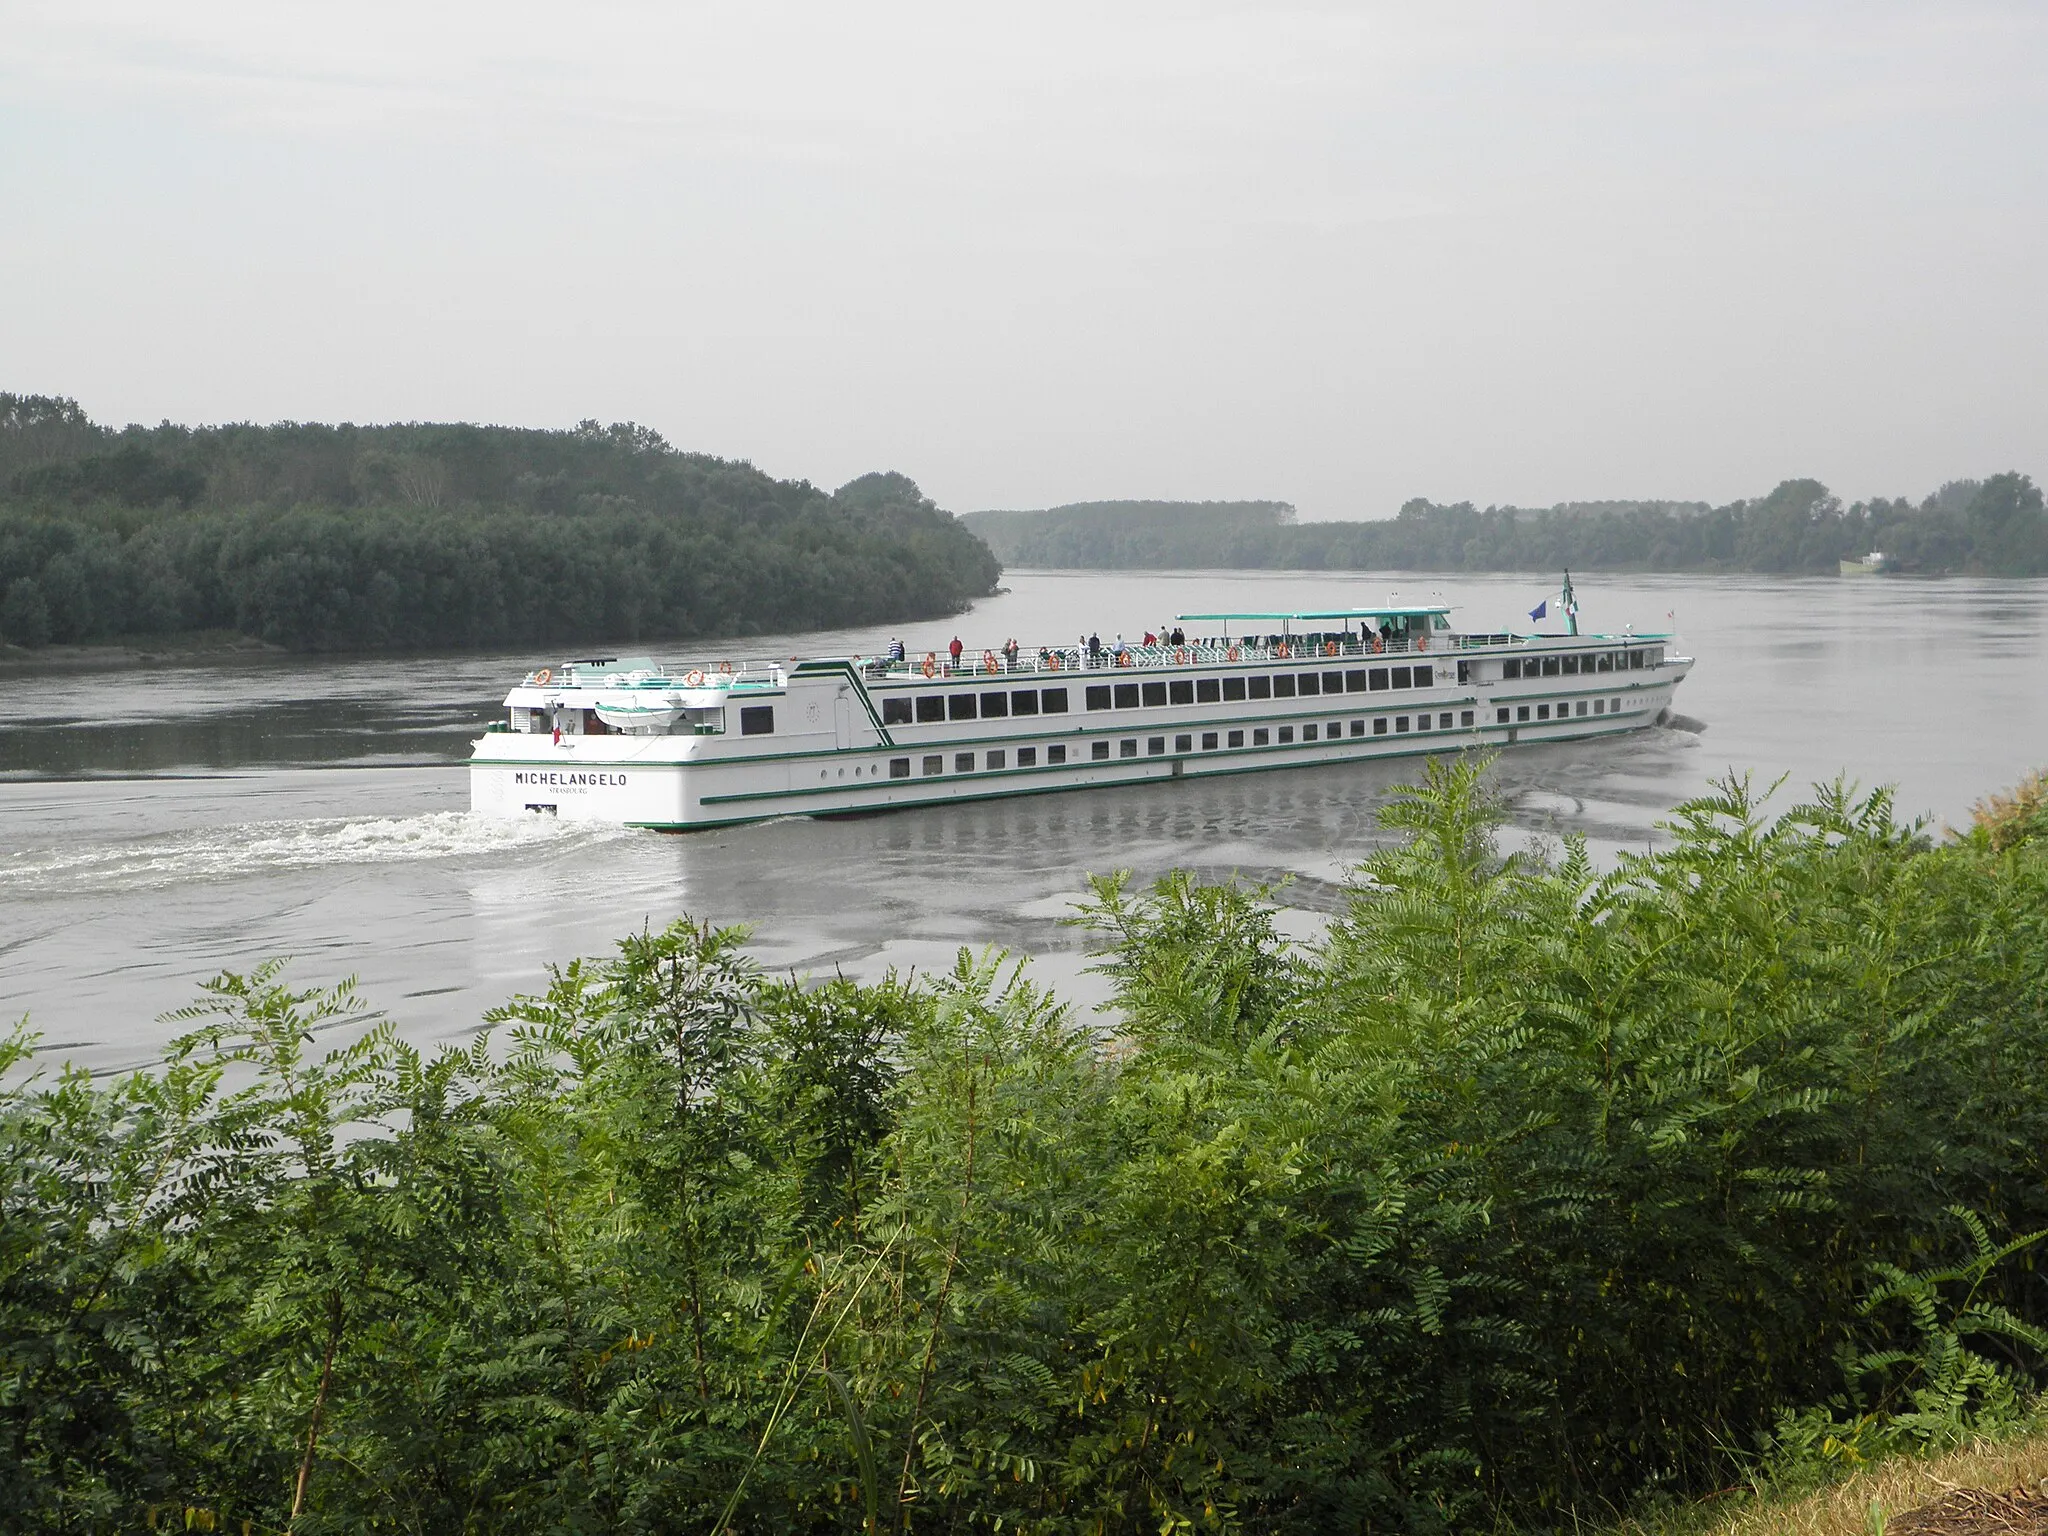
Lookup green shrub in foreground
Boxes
[4,760,2047,1534]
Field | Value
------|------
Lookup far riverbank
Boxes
[0,630,287,675]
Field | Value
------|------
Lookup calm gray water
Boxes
[4,569,2044,1074]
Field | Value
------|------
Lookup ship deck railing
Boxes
[859,632,1542,682]
[541,660,790,689]
[542,630,1663,691]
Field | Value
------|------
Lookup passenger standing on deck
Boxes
[1003,637,1019,669]
[1087,632,1101,664]
[888,637,905,661]
[948,635,964,671]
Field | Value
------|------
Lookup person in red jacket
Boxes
[948,635,964,671]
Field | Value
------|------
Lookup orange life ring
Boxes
[921,653,937,678]
[1275,642,1290,659]
[1226,645,1240,662]
[983,650,999,675]
[1117,650,1132,667]
[1174,647,1187,664]
[1049,653,1062,670]
[1324,641,1338,657]
[684,669,705,687]
[533,667,552,686]
[1372,636,1384,654]
[718,660,734,674]
[1416,635,1428,652]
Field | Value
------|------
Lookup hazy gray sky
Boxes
[4,1,2043,518]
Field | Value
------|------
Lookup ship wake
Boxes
[0,812,638,898]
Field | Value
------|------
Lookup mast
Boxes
[1562,570,1578,637]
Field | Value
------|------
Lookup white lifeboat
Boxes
[591,684,687,732]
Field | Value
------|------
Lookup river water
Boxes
[4,569,2044,1074]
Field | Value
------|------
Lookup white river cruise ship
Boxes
[470,596,1693,828]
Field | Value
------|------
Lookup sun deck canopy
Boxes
[1174,605,1451,628]
[1171,606,1458,634]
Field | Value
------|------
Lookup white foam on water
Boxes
[0,812,640,898]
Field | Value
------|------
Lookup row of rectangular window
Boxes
[883,686,1070,726]
[1503,648,1659,680]
[876,655,1656,729]
[1088,710,1478,756]
[892,743,1074,777]
[1083,665,1436,713]
[1496,698,1624,724]
[882,666,1442,727]
[886,710,1484,777]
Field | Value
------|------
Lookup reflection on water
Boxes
[0,661,497,779]
[1,570,2042,1072]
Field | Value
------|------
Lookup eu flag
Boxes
[1529,599,1548,621]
